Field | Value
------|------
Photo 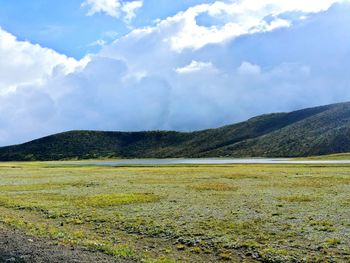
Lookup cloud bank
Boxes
[0,1,350,145]
[0,28,87,95]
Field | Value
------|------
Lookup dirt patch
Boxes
[0,224,130,263]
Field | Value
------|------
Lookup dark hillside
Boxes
[0,102,348,160]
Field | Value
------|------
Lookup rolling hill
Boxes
[0,102,350,161]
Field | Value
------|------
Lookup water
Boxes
[63,158,350,166]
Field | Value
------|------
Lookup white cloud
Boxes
[237,0,345,13]
[0,27,91,144]
[176,60,217,74]
[81,0,143,22]
[238,62,261,75]
[0,27,88,95]
[122,1,143,23]
[102,31,119,39]
[156,0,346,52]
[89,39,106,47]
[81,0,121,17]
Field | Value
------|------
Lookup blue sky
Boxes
[0,0,350,145]
[0,0,214,58]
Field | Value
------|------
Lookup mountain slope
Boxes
[206,102,350,157]
[0,102,349,161]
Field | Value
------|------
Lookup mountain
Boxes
[0,102,350,161]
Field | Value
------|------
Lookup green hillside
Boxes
[0,102,349,161]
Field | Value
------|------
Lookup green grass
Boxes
[0,162,349,262]
[296,152,350,160]
[76,193,160,207]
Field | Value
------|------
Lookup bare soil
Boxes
[0,224,130,263]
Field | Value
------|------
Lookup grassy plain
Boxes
[296,153,350,160]
[0,162,349,262]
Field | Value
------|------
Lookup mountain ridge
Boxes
[0,102,349,161]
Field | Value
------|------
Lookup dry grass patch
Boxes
[0,192,160,211]
[191,183,238,191]
[75,193,160,207]
[278,195,319,203]
[224,173,259,180]
[0,182,74,192]
[261,179,331,188]
[0,193,70,214]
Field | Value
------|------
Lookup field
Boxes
[296,153,350,160]
[0,162,349,262]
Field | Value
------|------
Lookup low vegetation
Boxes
[0,162,349,262]
[296,152,350,160]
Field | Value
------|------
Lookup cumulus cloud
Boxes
[1,1,350,146]
[81,0,143,22]
[82,0,121,17]
[122,1,143,23]
[155,0,345,52]
[176,61,217,74]
[0,27,88,95]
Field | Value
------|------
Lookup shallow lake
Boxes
[64,158,350,165]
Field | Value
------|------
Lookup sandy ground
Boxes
[0,224,130,263]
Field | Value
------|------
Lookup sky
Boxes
[0,0,350,145]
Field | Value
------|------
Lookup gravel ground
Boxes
[0,224,130,263]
